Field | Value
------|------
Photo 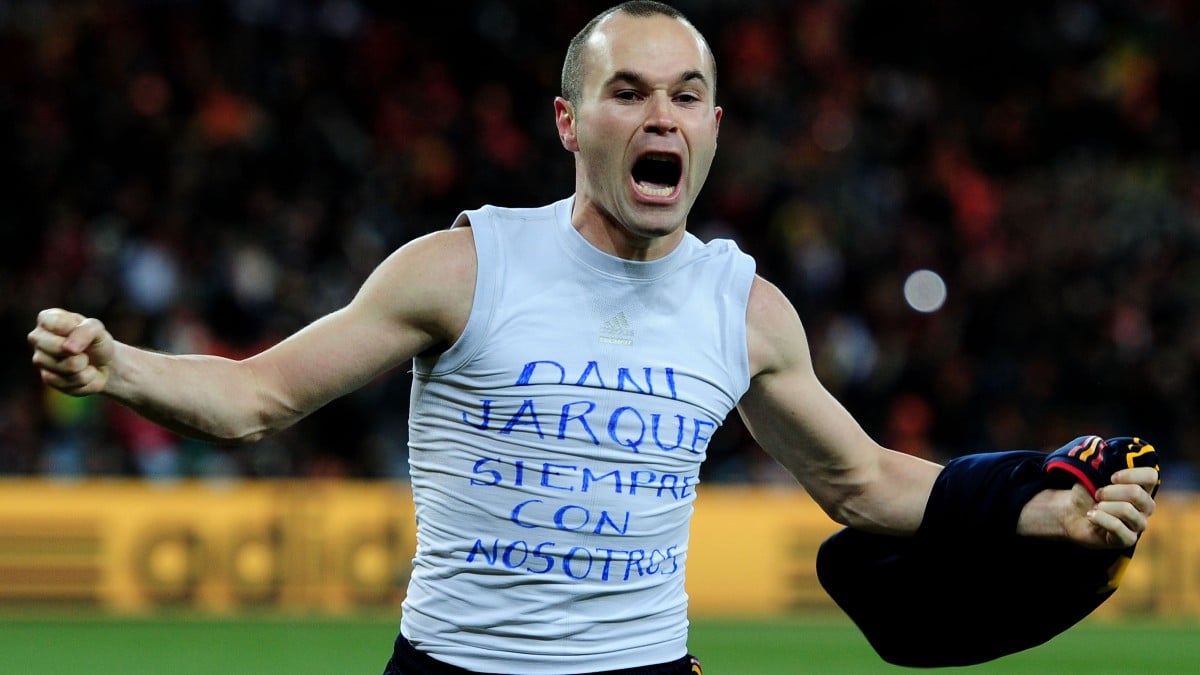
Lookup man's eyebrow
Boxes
[606,69,710,89]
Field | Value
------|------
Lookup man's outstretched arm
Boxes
[28,226,477,444]
[737,274,1157,547]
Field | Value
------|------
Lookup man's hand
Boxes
[1021,461,1159,549]
[821,455,1160,668]
[28,308,116,396]
[1084,466,1159,548]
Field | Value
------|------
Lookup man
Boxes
[28,3,1157,674]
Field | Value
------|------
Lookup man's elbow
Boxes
[803,474,876,530]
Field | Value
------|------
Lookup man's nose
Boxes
[643,94,678,135]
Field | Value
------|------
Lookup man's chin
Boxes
[623,201,688,236]
[624,217,685,242]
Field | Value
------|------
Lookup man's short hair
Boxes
[560,1,717,104]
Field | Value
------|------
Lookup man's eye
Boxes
[615,90,641,101]
[676,93,700,104]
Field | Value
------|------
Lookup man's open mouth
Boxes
[631,153,682,197]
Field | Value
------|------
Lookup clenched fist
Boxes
[28,308,116,396]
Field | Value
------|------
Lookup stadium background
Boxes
[2,0,1200,672]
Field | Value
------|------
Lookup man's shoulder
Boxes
[466,197,569,225]
[688,230,750,257]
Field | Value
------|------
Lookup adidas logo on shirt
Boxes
[599,312,634,346]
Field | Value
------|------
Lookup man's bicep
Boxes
[245,228,475,423]
[739,275,938,529]
[741,278,881,502]
[247,304,422,416]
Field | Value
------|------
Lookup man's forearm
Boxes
[104,342,286,444]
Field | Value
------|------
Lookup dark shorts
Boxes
[382,634,703,675]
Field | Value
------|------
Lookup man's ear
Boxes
[554,97,579,152]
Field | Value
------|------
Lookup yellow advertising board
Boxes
[0,480,416,613]
[0,479,1191,617]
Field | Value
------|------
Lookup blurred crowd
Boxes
[1,0,1197,488]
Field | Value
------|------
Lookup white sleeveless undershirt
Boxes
[401,196,755,673]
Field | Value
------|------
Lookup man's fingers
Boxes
[36,308,86,336]
[1087,507,1141,548]
[31,349,90,376]
[29,309,84,353]
[65,318,110,355]
[1081,477,1157,551]
[29,309,113,398]
[1111,467,1160,496]
[34,343,106,396]
[39,364,100,391]
[1097,481,1155,517]
[28,326,79,362]
[30,311,106,357]
[1092,499,1148,532]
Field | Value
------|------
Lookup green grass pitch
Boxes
[0,613,1196,674]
